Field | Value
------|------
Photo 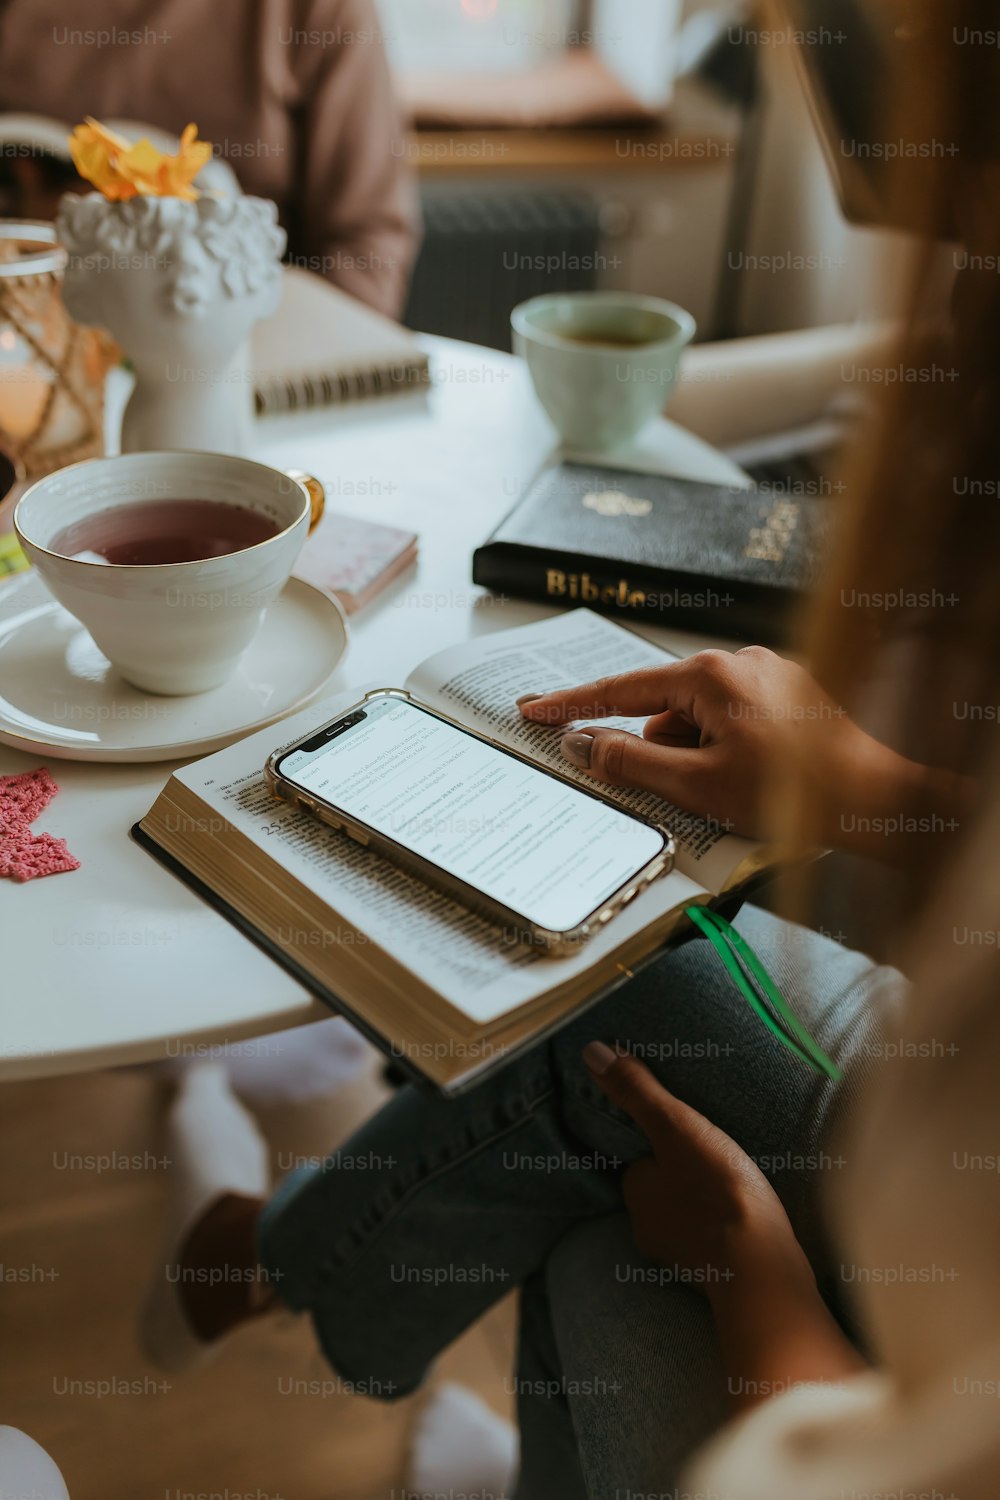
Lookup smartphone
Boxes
[266,689,674,954]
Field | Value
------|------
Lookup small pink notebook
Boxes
[295,512,418,615]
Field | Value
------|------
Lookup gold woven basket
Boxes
[0,220,117,478]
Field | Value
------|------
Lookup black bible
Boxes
[472,462,830,643]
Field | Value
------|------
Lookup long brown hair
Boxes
[782,0,1000,914]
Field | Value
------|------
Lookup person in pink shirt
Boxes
[0,0,420,316]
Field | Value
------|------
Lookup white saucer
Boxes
[0,571,349,763]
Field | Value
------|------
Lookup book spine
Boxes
[254,359,430,416]
[472,545,791,644]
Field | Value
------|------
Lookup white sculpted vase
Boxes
[55,193,286,456]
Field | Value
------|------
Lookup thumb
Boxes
[561,727,703,804]
[582,1042,682,1141]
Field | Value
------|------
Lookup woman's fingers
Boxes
[584,1045,743,1172]
[518,662,703,726]
[621,1154,660,1207]
[582,1043,691,1142]
[559,726,708,808]
[620,1155,663,1232]
[642,708,701,747]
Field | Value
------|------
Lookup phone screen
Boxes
[276,697,667,933]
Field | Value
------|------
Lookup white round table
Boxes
[0,338,745,1080]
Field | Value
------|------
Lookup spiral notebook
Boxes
[251,267,430,415]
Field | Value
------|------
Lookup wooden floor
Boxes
[0,1060,516,1500]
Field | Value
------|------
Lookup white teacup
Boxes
[14,451,323,696]
[511,291,696,452]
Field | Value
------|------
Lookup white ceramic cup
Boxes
[14,451,322,695]
[511,291,696,452]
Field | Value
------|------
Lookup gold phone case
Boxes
[265,688,676,956]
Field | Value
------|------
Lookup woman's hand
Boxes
[583,1042,867,1410]
[519,647,954,850]
[582,1041,801,1284]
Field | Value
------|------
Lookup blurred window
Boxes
[377,0,679,124]
[376,0,586,76]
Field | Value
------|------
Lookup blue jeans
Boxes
[258,907,902,1499]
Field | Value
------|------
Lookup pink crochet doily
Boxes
[0,767,81,882]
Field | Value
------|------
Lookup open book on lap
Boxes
[136,611,778,1092]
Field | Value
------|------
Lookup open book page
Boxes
[168,698,705,1028]
[405,609,765,896]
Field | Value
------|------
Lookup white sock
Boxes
[219,1018,372,1107]
[406,1383,519,1500]
[0,1427,70,1500]
[167,1061,270,1223]
[139,1061,270,1373]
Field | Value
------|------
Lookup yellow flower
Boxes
[158,124,213,199]
[68,118,212,201]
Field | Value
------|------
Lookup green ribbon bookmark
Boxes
[685,904,843,1083]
